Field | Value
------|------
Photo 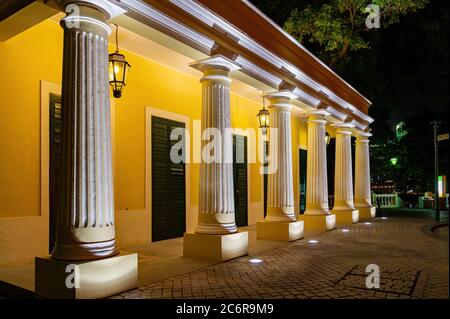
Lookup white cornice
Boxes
[119,0,374,126]
[234,56,283,88]
[120,0,215,53]
[325,106,347,122]
[292,88,321,107]
[169,0,374,124]
[242,0,372,105]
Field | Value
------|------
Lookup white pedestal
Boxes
[298,213,336,231]
[333,209,359,224]
[183,231,248,262]
[358,206,376,220]
[35,252,138,299]
[256,221,304,241]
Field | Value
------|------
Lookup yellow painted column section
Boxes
[354,132,373,208]
[305,110,330,215]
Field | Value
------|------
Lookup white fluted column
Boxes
[332,123,356,211]
[305,110,330,215]
[52,2,117,260]
[265,91,296,222]
[190,56,241,235]
[354,132,373,208]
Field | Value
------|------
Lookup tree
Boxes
[251,0,448,194]
[284,0,428,69]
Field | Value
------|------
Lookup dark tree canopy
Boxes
[251,0,449,193]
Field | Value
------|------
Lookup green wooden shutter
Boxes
[49,93,62,253]
[233,135,248,227]
[151,116,186,241]
[299,148,307,214]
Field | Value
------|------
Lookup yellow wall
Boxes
[0,20,63,218]
[0,18,307,263]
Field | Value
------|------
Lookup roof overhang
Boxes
[129,0,374,129]
[0,0,374,131]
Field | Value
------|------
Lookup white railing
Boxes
[372,193,400,208]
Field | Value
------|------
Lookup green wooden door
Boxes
[49,93,62,254]
[233,135,248,227]
[151,116,186,241]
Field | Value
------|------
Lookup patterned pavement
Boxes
[114,216,449,299]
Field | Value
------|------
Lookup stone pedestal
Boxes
[334,210,359,224]
[359,206,376,220]
[257,221,304,241]
[298,214,336,231]
[183,232,248,262]
[35,252,138,299]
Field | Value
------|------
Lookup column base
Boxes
[256,221,304,241]
[332,209,359,224]
[358,206,376,220]
[35,252,138,299]
[183,231,248,262]
[298,213,336,231]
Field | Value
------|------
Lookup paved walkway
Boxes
[114,215,449,299]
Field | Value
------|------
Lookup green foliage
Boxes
[253,0,447,194]
[284,0,428,68]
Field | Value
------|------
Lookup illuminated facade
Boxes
[0,0,375,298]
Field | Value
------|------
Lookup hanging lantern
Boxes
[109,25,130,98]
[257,98,270,134]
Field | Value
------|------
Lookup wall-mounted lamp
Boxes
[257,97,270,134]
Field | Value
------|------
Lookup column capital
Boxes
[263,90,297,101]
[332,122,355,134]
[58,0,126,20]
[263,90,296,111]
[190,54,241,73]
[307,109,330,123]
[355,131,372,141]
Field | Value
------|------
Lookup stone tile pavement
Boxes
[113,216,449,299]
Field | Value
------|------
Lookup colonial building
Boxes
[0,0,375,298]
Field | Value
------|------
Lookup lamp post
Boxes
[431,121,440,222]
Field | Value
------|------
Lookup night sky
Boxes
[251,0,448,191]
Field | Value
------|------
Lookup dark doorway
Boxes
[151,116,186,241]
[351,136,356,191]
[263,141,269,217]
[49,93,62,254]
[233,134,248,227]
[299,148,307,214]
[327,138,336,209]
